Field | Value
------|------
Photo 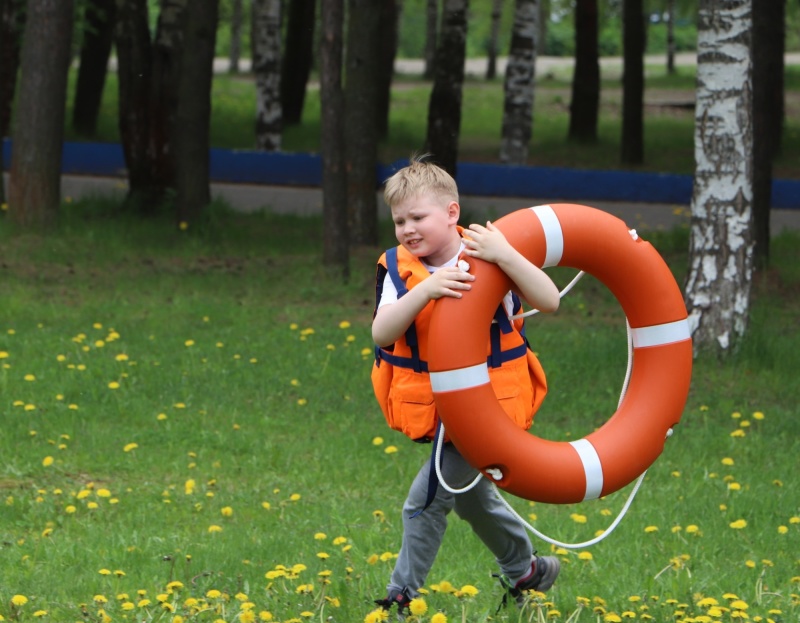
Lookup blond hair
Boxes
[383,156,459,209]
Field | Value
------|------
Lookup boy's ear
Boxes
[447,201,460,222]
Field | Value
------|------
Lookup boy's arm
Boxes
[463,221,560,314]
[372,267,476,347]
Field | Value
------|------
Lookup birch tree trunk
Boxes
[252,0,282,151]
[685,0,754,356]
[499,0,537,165]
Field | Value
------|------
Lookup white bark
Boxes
[252,0,282,151]
[685,0,754,356]
[499,0,537,165]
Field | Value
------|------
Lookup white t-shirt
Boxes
[378,243,514,315]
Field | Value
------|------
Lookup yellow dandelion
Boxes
[42,456,54,467]
[578,551,593,561]
[408,598,427,616]
[11,595,28,606]
[729,519,747,529]
[644,525,659,533]
[208,525,223,533]
[721,457,734,466]
[108,381,120,389]
[752,411,764,420]
[570,513,587,523]
[221,506,234,517]
[289,493,301,501]
[314,532,327,540]
[384,445,398,454]
[372,436,384,446]
[431,613,447,623]
[123,442,138,452]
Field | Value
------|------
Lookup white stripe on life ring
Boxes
[431,363,490,393]
[631,319,691,348]
[531,205,564,268]
[569,438,604,500]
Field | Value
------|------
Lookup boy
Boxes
[371,158,561,617]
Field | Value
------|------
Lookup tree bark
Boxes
[0,0,24,138]
[425,0,469,177]
[229,0,243,73]
[568,0,599,143]
[666,0,675,74]
[685,0,754,357]
[73,0,117,137]
[486,0,504,80]
[621,0,645,165]
[281,0,316,125]
[149,0,186,196]
[751,0,785,269]
[252,0,282,151]
[115,0,154,211]
[7,0,73,229]
[376,0,399,139]
[499,0,537,165]
[320,0,349,279]
[424,0,438,79]
[173,0,218,227]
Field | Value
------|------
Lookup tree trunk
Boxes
[281,0,316,125]
[229,0,243,73]
[174,0,218,227]
[345,0,382,246]
[486,0,504,80]
[425,0,469,177]
[621,0,645,165]
[0,0,25,138]
[115,0,155,212]
[424,0,438,79]
[666,0,675,74]
[376,0,399,139]
[252,0,282,151]
[149,0,186,197]
[538,0,548,55]
[685,0,754,357]
[751,0,785,270]
[320,0,349,279]
[568,0,599,143]
[73,0,117,137]
[7,0,73,229]
[499,0,537,165]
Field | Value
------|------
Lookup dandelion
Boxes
[11,595,29,606]
[108,381,120,389]
[221,506,234,517]
[42,456,54,467]
[314,532,327,540]
[644,525,659,533]
[578,551,593,561]
[431,613,447,623]
[458,585,479,597]
[409,598,428,616]
[123,442,138,452]
[208,525,223,533]
[570,513,587,523]
[384,445,398,454]
[289,493,301,501]
[752,411,764,420]
[729,519,748,529]
[372,436,384,446]
[728,482,741,491]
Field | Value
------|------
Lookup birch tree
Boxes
[499,0,537,165]
[684,0,754,357]
[252,0,282,151]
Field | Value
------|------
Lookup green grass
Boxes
[1,202,799,622]
[61,63,800,179]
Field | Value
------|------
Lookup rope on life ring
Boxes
[427,204,693,505]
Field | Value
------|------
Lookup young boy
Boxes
[371,158,562,617]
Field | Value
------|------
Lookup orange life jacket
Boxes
[371,243,548,441]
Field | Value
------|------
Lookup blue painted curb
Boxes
[3,139,798,209]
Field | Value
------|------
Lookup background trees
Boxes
[7,0,73,229]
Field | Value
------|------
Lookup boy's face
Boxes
[390,192,460,265]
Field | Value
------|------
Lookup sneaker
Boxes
[510,555,560,605]
[375,587,412,620]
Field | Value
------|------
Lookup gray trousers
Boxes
[388,442,533,598]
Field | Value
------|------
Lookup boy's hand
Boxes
[421,265,475,300]
[463,221,514,265]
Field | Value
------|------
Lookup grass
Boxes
[60,62,800,179]
[1,200,799,622]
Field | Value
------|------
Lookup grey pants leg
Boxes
[388,443,533,597]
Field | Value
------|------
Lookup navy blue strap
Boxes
[410,420,444,517]
[385,246,423,371]
[385,247,407,296]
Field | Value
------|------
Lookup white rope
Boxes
[432,272,650,549]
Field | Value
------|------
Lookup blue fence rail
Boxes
[3,139,799,209]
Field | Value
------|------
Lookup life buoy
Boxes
[428,204,693,504]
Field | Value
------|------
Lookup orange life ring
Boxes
[428,204,693,504]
